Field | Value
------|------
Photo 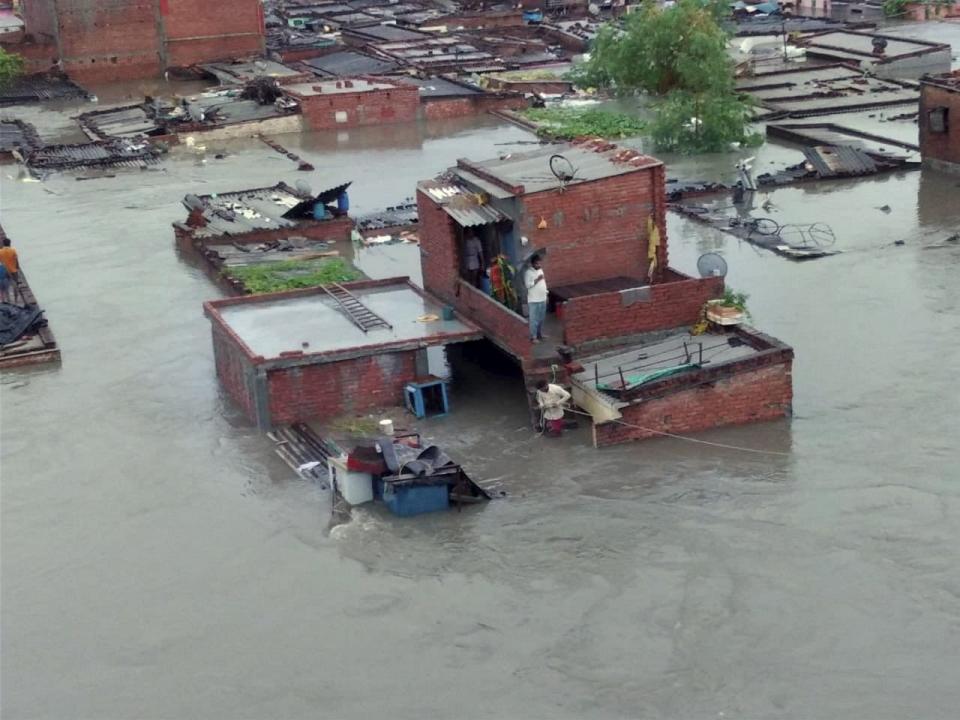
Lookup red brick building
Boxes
[204,278,482,428]
[416,139,794,446]
[16,0,264,82]
[919,70,960,174]
[284,77,420,131]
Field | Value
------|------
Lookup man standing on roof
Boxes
[524,254,547,343]
[0,237,19,305]
[536,379,571,437]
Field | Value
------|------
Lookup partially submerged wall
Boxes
[267,351,418,426]
[593,359,793,446]
[421,93,530,120]
[295,81,419,130]
[919,74,960,173]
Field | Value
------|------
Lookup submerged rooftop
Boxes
[185,180,351,237]
[283,78,401,96]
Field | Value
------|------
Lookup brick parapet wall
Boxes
[562,271,724,346]
[422,93,530,120]
[417,188,460,303]
[919,79,960,168]
[452,280,533,364]
[292,79,420,130]
[593,359,793,446]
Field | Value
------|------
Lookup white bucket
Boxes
[379,419,394,436]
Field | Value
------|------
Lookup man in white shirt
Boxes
[536,380,571,436]
[523,254,547,343]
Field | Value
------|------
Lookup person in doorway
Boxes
[463,233,485,288]
[524,254,547,343]
[0,237,18,304]
[536,380,571,437]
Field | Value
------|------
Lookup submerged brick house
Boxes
[919,70,960,174]
[15,0,265,82]
[416,139,794,446]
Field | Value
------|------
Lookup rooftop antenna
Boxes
[696,252,729,278]
[549,153,577,191]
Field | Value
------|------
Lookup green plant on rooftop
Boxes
[0,49,25,91]
[520,106,646,139]
[882,0,909,16]
[568,0,761,153]
[227,258,361,294]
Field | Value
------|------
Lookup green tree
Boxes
[0,48,25,90]
[571,0,758,153]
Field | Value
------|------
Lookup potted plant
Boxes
[706,288,751,325]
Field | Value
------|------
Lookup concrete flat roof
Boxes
[457,140,661,195]
[284,79,401,96]
[574,330,760,399]
[210,281,480,362]
[802,31,949,61]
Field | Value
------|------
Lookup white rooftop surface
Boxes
[284,79,399,96]
[805,31,945,58]
[218,285,473,360]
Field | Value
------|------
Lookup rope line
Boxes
[560,407,792,457]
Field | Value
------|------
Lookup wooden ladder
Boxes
[321,282,393,333]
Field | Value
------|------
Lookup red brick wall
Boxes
[437,11,524,28]
[162,0,264,66]
[212,326,257,421]
[562,272,723,345]
[920,80,960,168]
[267,351,417,425]
[422,93,530,120]
[594,361,793,446]
[295,82,420,130]
[514,164,668,287]
[21,0,58,40]
[452,280,532,363]
[55,0,163,81]
[417,188,460,302]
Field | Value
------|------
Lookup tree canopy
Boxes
[0,48,24,90]
[570,0,759,154]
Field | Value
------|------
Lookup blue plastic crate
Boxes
[383,483,449,517]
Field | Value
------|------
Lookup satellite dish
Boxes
[549,154,576,182]
[697,252,728,278]
[184,193,204,211]
[295,180,312,196]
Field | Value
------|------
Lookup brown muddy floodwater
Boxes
[1,99,959,720]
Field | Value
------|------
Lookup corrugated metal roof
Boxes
[443,201,505,227]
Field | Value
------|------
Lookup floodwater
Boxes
[2,93,960,720]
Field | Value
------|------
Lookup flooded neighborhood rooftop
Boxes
[210,280,479,360]
[2,5,960,720]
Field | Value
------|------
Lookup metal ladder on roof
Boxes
[321,283,393,333]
